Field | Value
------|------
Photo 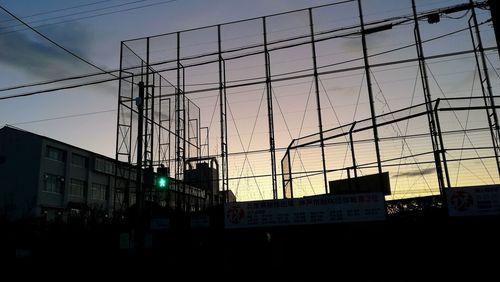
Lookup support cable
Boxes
[342,71,366,179]
[427,66,495,182]
[293,78,316,195]
[226,98,264,200]
[318,76,355,180]
[485,53,500,79]
[235,88,266,196]
[207,95,219,136]
[393,69,420,198]
[272,87,315,195]
[370,69,433,193]
[455,66,476,186]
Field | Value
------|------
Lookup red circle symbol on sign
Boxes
[226,205,245,224]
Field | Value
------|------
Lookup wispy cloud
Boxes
[0,18,94,79]
[394,167,435,177]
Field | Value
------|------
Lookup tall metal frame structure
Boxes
[280,0,499,199]
[263,17,278,199]
[308,8,329,194]
[468,0,500,175]
[113,37,202,211]
[411,0,448,197]
[175,32,186,182]
[217,25,229,200]
[357,1,384,190]
[115,0,498,204]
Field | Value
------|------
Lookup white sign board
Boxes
[447,185,500,216]
[224,192,386,229]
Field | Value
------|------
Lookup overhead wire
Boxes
[0,0,113,23]
[0,0,494,198]
[0,70,121,93]
[0,5,118,78]
[10,109,116,125]
[0,76,120,101]
[0,0,112,24]
[0,0,179,35]
[0,13,493,101]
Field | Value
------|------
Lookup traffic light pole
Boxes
[135,81,145,250]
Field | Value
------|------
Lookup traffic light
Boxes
[155,166,170,189]
[156,175,169,189]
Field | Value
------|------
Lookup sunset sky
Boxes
[0,0,498,201]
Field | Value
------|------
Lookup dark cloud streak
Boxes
[0,15,94,79]
[394,167,435,177]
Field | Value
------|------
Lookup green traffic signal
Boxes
[158,177,167,188]
[156,176,169,189]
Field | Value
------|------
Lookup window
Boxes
[71,154,88,168]
[46,146,65,162]
[114,192,123,205]
[44,174,63,194]
[90,183,107,201]
[69,179,85,197]
[94,158,114,174]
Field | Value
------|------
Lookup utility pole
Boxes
[135,81,145,250]
[309,8,329,194]
[358,0,384,188]
[489,0,500,59]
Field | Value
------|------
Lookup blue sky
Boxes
[0,0,498,201]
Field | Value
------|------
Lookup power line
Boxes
[126,1,480,74]
[0,76,119,101]
[0,70,121,93]
[11,109,116,125]
[0,7,491,97]
[126,0,357,42]
[0,0,112,24]
[1,0,178,35]
[0,47,493,103]
[0,2,496,119]
[0,5,118,78]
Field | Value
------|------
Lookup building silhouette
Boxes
[0,125,229,222]
[0,126,116,221]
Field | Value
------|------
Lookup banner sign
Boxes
[225,192,386,229]
[447,185,500,216]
